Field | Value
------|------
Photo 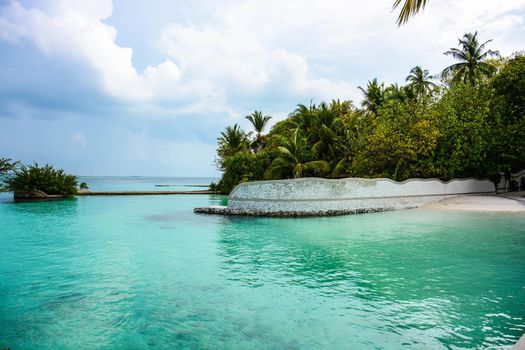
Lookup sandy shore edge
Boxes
[420,192,525,212]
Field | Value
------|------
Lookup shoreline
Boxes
[420,192,525,213]
[196,192,525,217]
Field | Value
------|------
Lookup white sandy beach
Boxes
[421,192,525,212]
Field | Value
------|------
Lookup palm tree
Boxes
[406,66,436,98]
[358,79,386,115]
[217,124,249,158]
[393,0,429,26]
[264,129,330,179]
[310,102,344,161]
[385,83,406,102]
[442,32,500,84]
[288,103,318,132]
[245,111,272,153]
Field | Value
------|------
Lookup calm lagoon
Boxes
[0,179,524,349]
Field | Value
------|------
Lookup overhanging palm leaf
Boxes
[393,0,428,26]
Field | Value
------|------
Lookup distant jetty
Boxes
[78,190,215,196]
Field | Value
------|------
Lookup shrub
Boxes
[209,182,220,193]
[79,182,89,189]
[5,163,78,197]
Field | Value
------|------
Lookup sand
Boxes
[421,192,525,212]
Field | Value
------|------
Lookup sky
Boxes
[0,0,524,176]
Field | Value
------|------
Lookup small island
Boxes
[0,160,78,201]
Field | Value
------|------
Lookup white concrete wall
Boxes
[225,177,495,215]
[230,177,495,200]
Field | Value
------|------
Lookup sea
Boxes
[0,176,524,349]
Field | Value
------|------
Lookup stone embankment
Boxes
[194,177,496,217]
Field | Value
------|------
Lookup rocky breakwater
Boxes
[194,177,496,217]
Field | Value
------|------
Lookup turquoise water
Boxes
[77,176,218,192]
[0,192,524,349]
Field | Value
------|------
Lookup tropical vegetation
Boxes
[213,33,525,194]
[3,163,78,197]
[0,158,19,176]
[0,158,19,192]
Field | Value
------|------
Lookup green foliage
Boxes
[358,79,386,115]
[0,157,19,175]
[5,163,78,197]
[217,151,271,193]
[79,182,89,189]
[246,111,272,153]
[443,32,500,85]
[351,100,440,180]
[488,54,525,173]
[406,66,436,99]
[264,129,329,179]
[430,82,493,178]
[0,157,20,192]
[217,124,250,160]
[209,182,220,193]
[213,35,524,193]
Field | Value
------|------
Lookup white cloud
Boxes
[0,0,359,108]
[157,24,355,102]
[0,0,523,110]
[0,0,177,101]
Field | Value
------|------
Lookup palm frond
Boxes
[393,0,428,26]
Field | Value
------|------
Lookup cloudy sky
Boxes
[1,0,524,176]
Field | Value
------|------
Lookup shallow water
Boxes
[0,193,524,349]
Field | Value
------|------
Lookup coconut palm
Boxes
[264,129,330,179]
[406,66,436,98]
[442,32,500,84]
[288,103,318,133]
[310,102,345,161]
[245,111,272,152]
[217,124,249,158]
[393,0,429,26]
[385,83,408,103]
[358,79,386,115]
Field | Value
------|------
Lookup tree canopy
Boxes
[212,33,524,194]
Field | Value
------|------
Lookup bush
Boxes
[209,182,220,193]
[79,182,89,189]
[5,163,78,197]
[217,151,271,193]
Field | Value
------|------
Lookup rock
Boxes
[14,189,70,201]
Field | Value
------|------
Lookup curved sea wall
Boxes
[195,177,495,217]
